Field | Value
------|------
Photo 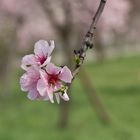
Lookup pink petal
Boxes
[37,79,47,96]
[34,40,55,58]
[20,66,40,93]
[21,54,37,70]
[37,74,54,103]
[27,89,38,100]
[60,92,69,101]
[48,40,55,56]
[39,70,49,84]
[46,85,54,103]
[46,63,61,75]
[55,93,60,104]
[27,66,40,78]
[55,82,62,90]
[20,73,29,91]
[41,56,51,67]
[59,66,73,83]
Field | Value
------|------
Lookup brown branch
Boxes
[72,0,106,79]
[89,0,107,33]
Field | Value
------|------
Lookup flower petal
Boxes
[41,56,51,67]
[48,40,55,56]
[21,54,37,70]
[46,86,54,103]
[46,63,61,75]
[27,66,40,78]
[60,92,69,101]
[27,89,38,100]
[20,66,40,101]
[59,66,73,83]
[55,93,60,104]
[37,79,47,96]
[39,69,49,84]
[20,73,29,91]
[55,82,62,90]
[34,40,55,58]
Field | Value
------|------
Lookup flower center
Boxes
[48,74,59,85]
[38,56,47,65]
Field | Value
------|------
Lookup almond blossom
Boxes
[20,40,73,103]
[21,40,54,70]
[37,63,73,103]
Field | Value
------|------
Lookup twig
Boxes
[72,0,106,79]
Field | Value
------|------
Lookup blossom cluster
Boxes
[20,40,73,103]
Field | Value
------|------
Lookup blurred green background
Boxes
[0,0,140,140]
[0,55,140,140]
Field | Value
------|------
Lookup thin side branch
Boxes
[72,0,106,79]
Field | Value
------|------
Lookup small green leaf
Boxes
[75,55,80,65]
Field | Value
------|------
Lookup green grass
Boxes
[0,55,140,140]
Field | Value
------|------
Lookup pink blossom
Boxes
[37,63,73,103]
[20,66,49,100]
[20,40,73,103]
[21,40,55,70]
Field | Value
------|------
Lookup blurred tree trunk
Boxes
[0,32,16,95]
[59,28,74,128]
[79,68,110,123]
[94,31,106,62]
[0,41,10,94]
[59,33,110,127]
[0,16,23,95]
